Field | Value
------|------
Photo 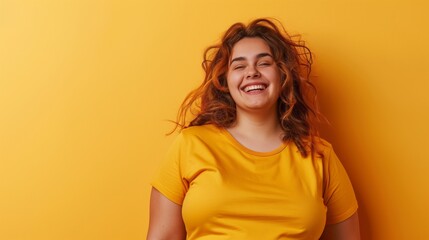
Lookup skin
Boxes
[225,37,284,152]
[320,212,361,240]
[146,37,360,239]
[227,37,282,115]
[147,188,186,240]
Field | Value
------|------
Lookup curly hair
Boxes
[172,18,322,157]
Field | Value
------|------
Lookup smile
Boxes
[243,84,267,93]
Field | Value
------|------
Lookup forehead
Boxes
[230,37,272,58]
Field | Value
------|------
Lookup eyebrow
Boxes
[229,53,273,66]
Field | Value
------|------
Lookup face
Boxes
[226,37,282,114]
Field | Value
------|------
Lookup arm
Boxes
[320,212,360,240]
[146,187,186,240]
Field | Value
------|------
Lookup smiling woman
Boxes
[174,19,320,156]
[226,38,282,123]
[147,18,360,240]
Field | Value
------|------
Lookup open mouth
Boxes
[242,84,267,93]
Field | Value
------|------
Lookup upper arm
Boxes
[146,187,186,240]
[320,211,360,240]
[323,147,358,224]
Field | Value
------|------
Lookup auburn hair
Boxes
[172,18,323,157]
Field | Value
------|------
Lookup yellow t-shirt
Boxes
[152,124,358,240]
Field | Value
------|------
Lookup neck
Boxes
[226,107,284,152]
[235,112,280,136]
[234,104,280,131]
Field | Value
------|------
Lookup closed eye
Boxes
[258,62,271,66]
[233,65,245,70]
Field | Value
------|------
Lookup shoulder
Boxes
[163,125,222,164]
[180,124,222,139]
[311,137,334,159]
[171,124,224,147]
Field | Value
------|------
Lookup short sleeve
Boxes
[151,133,189,205]
[323,147,358,224]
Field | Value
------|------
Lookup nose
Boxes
[246,66,261,79]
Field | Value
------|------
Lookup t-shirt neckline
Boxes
[218,126,288,157]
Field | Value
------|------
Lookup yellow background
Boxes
[1,0,428,239]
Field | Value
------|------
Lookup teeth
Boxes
[244,84,266,92]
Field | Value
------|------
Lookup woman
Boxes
[147,18,360,240]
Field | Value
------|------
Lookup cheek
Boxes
[226,73,240,89]
[270,72,283,95]
[273,70,283,85]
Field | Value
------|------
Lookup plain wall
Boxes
[1,0,428,239]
